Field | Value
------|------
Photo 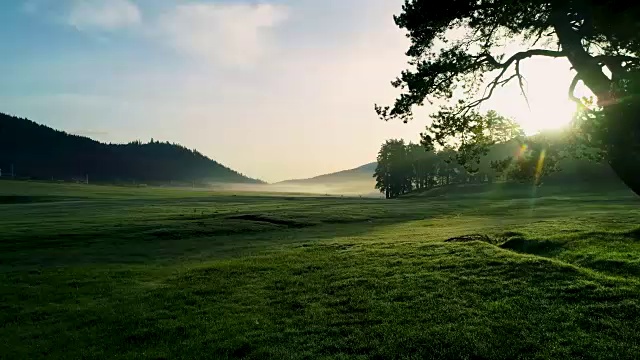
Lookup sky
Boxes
[0,0,583,182]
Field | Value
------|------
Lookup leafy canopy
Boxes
[376,0,640,190]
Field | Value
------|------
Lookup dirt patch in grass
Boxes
[226,214,311,228]
[445,234,493,243]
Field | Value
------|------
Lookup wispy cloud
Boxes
[67,0,141,31]
[25,1,289,66]
[156,3,290,66]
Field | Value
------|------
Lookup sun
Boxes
[516,96,578,135]
[483,56,591,136]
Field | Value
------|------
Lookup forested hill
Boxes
[0,113,263,184]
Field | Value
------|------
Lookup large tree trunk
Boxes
[604,101,640,196]
[552,10,640,196]
[552,12,613,101]
[608,154,640,196]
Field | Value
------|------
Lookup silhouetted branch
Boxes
[515,60,531,109]
[568,74,588,109]
[461,49,566,113]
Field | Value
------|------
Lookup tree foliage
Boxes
[374,133,620,199]
[376,0,640,195]
[422,110,524,173]
[374,139,498,199]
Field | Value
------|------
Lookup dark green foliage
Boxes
[375,129,621,197]
[374,139,500,198]
[491,129,624,186]
[376,0,640,195]
[374,139,412,198]
[0,113,262,184]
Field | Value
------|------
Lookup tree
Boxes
[374,139,414,198]
[376,0,640,195]
[406,143,426,189]
[374,142,393,199]
[375,139,503,198]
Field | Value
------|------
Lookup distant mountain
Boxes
[278,162,376,185]
[0,113,263,184]
[273,162,378,196]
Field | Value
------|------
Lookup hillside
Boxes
[272,162,377,196]
[279,162,376,185]
[0,113,262,184]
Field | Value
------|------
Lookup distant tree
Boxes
[406,143,423,189]
[374,142,392,199]
[374,139,413,198]
[376,0,640,196]
[375,138,508,198]
[374,130,620,198]
[436,148,459,186]
[388,140,412,196]
[405,143,441,190]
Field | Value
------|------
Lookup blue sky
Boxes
[0,0,579,182]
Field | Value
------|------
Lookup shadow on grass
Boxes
[624,227,640,240]
[584,258,640,277]
[499,237,565,256]
[0,195,82,204]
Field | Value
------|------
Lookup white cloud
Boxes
[68,0,141,31]
[157,3,290,66]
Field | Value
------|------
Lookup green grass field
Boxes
[2,180,640,359]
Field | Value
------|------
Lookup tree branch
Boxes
[568,74,587,109]
[593,54,640,64]
[529,28,553,47]
[462,49,566,112]
[480,49,566,68]
[482,23,501,50]
[594,54,640,79]
[464,66,514,111]
[515,60,531,110]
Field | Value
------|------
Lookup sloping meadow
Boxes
[2,181,640,359]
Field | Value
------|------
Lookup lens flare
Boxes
[517,144,528,158]
[535,149,546,184]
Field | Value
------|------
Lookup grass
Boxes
[2,180,640,359]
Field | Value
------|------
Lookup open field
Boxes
[2,180,640,359]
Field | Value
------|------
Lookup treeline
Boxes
[374,140,499,199]
[374,139,619,199]
[0,113,263,184]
